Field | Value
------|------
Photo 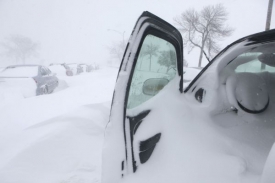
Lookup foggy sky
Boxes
[0,0,273,67]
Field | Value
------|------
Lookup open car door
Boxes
[102,11,183,183]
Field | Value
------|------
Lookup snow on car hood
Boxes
[0,78,36,101]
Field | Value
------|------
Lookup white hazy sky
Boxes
[0,0,274,67]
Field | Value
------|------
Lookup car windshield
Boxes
[0,66,38,77]
[221,42,275,78]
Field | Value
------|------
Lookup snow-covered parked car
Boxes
[79,63,92,72]
[49,63,73,76]
[67,63,83,75]
[87,64,94,72]
[102,12,275,183]
[0,65,59,96]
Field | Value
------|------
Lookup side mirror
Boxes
[142,78,169,96]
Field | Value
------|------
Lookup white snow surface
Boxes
[183,67,202,88]
[0,66,39,77]
[1,65,273,183]
[0,78,37,100]
[0,67,118,183]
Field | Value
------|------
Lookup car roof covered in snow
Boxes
[6,65,42,68]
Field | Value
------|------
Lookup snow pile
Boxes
[1,64,273,183]
[0,103,110,183]
[53,79,69,93]
[0,78,36,100]
[114,76,275,183]
[0,67,118,183]
[183,67,202,87]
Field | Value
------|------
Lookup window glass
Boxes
[235,53,275,73]
[46,68,52,74]
[41,67,48,76]
[127,34,177,109]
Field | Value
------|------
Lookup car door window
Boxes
[41,67,48,76]
[127,34,177,109]
[46,68,52,75]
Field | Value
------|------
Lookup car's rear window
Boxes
[0,66,38,77]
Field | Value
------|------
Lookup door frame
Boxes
[122,12,184,174]
[102,11,184,183]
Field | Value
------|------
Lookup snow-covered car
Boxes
[79,64,92,72]
[87,64,94,72]
[0,76,36,100]
[102,12,275,183]
[49,63,73,76]
[0,65,59,96]
[67,63,83,75]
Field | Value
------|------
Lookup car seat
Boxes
[225,72,269,114]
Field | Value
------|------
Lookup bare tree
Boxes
[183,59,188,67]
[138,45,147,70]
[1,35,39,64]
[108,40,126,64]
[158,50,177,73]
[143,43,159,71]
[174,4,234,67]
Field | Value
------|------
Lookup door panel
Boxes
[126,110,151,172]
[102,11,183,183]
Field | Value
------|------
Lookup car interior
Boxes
[204,42,275,175]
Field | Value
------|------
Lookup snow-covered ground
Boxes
[0,66,202,183]
[0,67,118,183]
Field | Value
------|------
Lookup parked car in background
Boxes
[102,12,275,183]
[49,63,73,76]
[67,63,83,75]
[87,64,93,72]
[0,65,59,96]
[79,64,92,72]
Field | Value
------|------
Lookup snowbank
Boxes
[0,78,37,102]
[0,103,110,183]
[0,67,118,183]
